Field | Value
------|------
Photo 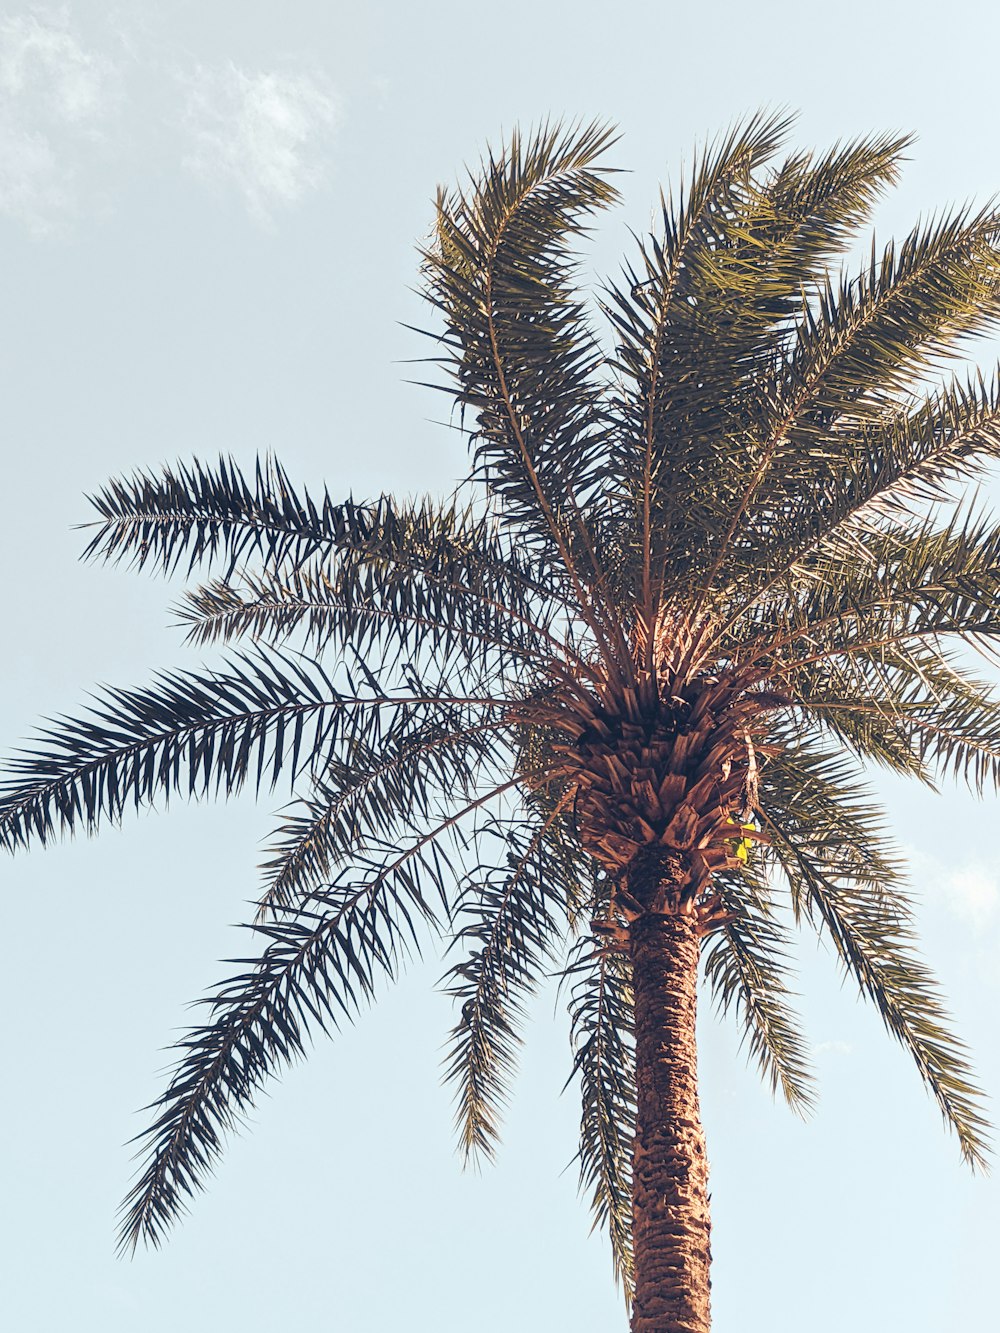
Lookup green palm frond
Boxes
[801,678,934,780]
[686,208,1000,605]
[83,455,342,577]
[730,506,1000,758]
[605,123,918,619]
[604,110,794,607]
[442,807,573,1162]
[708,734,900,1110]
[726,369,1000,608]
[423,120,623,639]
[424,120,619,516]
[758,502,1000,651]
[257,714,508,918]
[758,132,911,273]
[782,205,1000,416]
[765,811,991,1168]
[704,868,816,1113]
[846,369,1000,518]
[176,545,557,679]
[0,649,509,852]
[758,731,909,893]
[797,643,1000,791]
[118,775,529,1254]
[566,941,635,1295]
[118,863,430,1253]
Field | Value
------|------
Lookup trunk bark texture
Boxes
[629,912,711,1333]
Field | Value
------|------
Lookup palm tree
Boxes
[2,114,999,1332]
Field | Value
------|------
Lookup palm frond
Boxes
[765,811,991,1168]
[0,649,508,851]
[423,119,622,638]
[723,369,1000,611]
[758,727,909,899]
[604,109,794,610]
[565,940,635,1295]
[803,685,933,781]
[784,205,1000,416]
[442,805,573,1162]
[176,547,556,681]
[696,205,1000,603]
[258,712,509,918]
[704,867,815,1113]
[119,867,427,1252]
[759,132,911,275]
[118,777,527,1253]
[83,455,342,577]
[733,503,1000,687]
[794,642,1000,792]
[604,121,909,605]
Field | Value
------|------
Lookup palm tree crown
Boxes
[2,114,997,1314]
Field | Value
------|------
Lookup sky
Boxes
[1,2,998,1329]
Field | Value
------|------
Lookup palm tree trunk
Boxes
[628,911,711,1333]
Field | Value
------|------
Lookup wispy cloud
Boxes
[935,863,999,927]
[0,9,120,233]
[0,14,342,235]
[180,63,338,224]
[903,845,1000,992]
[812,1040,853,1058]
[906,844,1000,927]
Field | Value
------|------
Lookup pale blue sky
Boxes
[1,2,998,1329]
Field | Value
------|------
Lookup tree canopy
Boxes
[1,116,996,1294]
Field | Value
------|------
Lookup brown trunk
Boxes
[629,911,711,1333]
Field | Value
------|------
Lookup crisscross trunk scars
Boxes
[629,911,711,1333]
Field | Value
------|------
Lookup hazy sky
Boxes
[1,3,998,1330]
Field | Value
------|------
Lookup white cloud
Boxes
[0,11,112,122]
[937,863,1000,927]
[0,9,119,233]
[180,63,338,223]
[907,844,1000,928]
[0,20,341,233]
[812,1040,853,1058]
